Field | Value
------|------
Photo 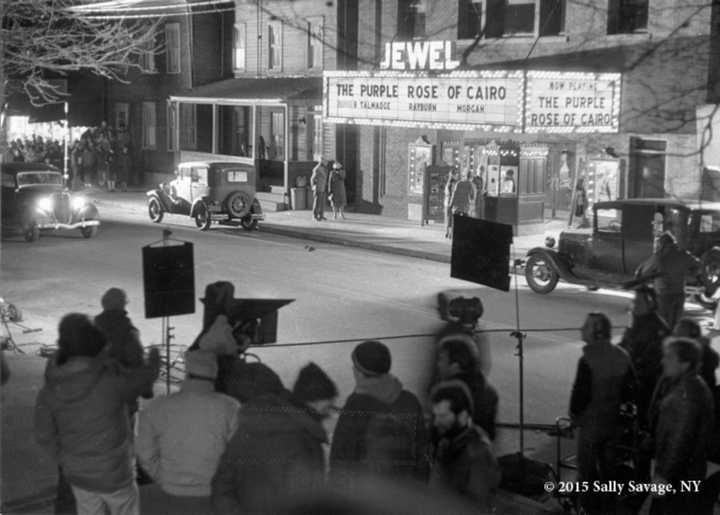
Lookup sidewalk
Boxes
[88,187,570,264]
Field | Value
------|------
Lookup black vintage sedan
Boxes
[1,162,100,242]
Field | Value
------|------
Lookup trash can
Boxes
[290,187,307,210]
[307,187,314,209]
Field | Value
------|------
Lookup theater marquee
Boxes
[323,70,525,131]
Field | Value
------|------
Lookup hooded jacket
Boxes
[329,374,429,483]
[94,309,144,369]
[211,390,327,515]
[34,353,158,493]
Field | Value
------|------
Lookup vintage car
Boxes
[524,199,720,309]
[146,161,264,231]
[1,162,100,242]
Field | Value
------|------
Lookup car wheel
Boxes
[226,191,252,219]
[81,225,98,239]
[24,223,40,242]
[194,203,211,231]
[696,248,720,311]
[240,215,258,231]
[525,254,559,294]
[148,198,164,223]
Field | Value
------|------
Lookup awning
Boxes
[169,77,322,105]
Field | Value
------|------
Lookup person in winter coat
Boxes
[619,286,670,427]
[637,232,704,329]
[328,161,348,219]
[35,313,159,515]
[135,350,240,514]
[94,288,151,411]
[311,156,329,221]
[435,338,498,441]
[569,312,635,515]
[449,169,476,219]
[649,337,715,515]
[329,340,429,486]
[673,318,719,391]
[444,169,458,238]
[429,381,500,511]
[211,362,338,515]
[115,146,131,192]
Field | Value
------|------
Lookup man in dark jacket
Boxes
[429,381,500,511]
[619,286,670,427]
[211,362,338,515]
[35,313,159,515]
[330,340,429,486]
[435,338,498,440]
[637,232,703,329]
[569,312,635,515]
[95,288,151,408]
[650,337,715,515]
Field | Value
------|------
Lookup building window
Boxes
[312,112,323,158]
[458,0,483,39]
[398,0,426,39]
[142,102,156,149]
[234,23,246,71]
[113,103,129,130]
[268,21,282,71]
[179,104,197,150]
[269,111,284,160]
[485,0,564,38]
[167,104,176,151]
[307,17,323,69]
[607,0,648,34]
[165,22,181,74]
[139,37,157,73]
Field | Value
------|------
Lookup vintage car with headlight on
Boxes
[1,162,100,242]
[146,161,264,231]
[524,199,720,309]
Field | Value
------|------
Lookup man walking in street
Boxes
[211,362,338,514]
[35,313,159,515]
[311,155,329,221]
[428,381,500,511]
[330,340,428,487]
[637,232,704,329]
[649,337,714,515]
[569,312,635,515]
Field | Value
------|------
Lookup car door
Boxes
[622,204,655,275]
[173,165,191,201]
[190,166,209,203]
[591,205,624,275]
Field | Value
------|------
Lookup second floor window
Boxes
[484,0,564,38]
[268,22,282,71]
[398,0,426,39]
[607,0,648,34]
[307,18,323,69]
[234,23,246,71]
[165,22,181,74]
[458,0,483,39]
[139,36,157,73]
[142,102,156,149]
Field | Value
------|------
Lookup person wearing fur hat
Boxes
[328,161,347,220]
[329,340,429,487]
[429,381,500,511]
[95,288,151,407]
[212,362,337,515]
[136,349,240,513]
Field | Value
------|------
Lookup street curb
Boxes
[258,224,452,264]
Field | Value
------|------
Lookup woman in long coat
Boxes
[328,162,347,219]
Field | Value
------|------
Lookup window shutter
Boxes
[485,0,505,38]
[539,0,563,36]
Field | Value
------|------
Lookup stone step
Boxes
[269,185,287,195]
[256,192,288,212]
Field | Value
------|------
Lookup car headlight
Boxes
[71,196,87,210]
[37,196,53,212]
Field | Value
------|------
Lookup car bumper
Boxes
[37,219,100,230]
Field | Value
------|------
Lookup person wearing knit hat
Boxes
[329,340,429,485]
[100,287,127,311]
[428,381,500,511]
[211,362,336,512]
[136,349,239,512]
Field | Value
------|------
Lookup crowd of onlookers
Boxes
[6,121,134,191]
[10,275,719,515]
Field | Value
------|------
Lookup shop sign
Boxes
[379,40,460,71]
[525,72,621,133]
[324,71,524,131]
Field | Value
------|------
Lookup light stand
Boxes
[511,258,527,456]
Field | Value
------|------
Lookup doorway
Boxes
[629,137,666,198]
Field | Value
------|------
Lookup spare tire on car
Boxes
[226,191,252,219]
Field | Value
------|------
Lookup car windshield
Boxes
[698,212,720,234]
[16,172,63,187]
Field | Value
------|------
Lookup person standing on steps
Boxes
[328,162,348,220]
[311,156,329,222]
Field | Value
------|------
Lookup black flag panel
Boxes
[451,215,513,291]
[142,242,195,318]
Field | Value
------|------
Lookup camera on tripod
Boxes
[438,294,484,325]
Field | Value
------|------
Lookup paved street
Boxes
[1,201,713,513]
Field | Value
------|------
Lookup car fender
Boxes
[147,188,175,211]
[525,247,577,282]
[190,199,207,218]
[78,203,99,220]
[250,198,263,215]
